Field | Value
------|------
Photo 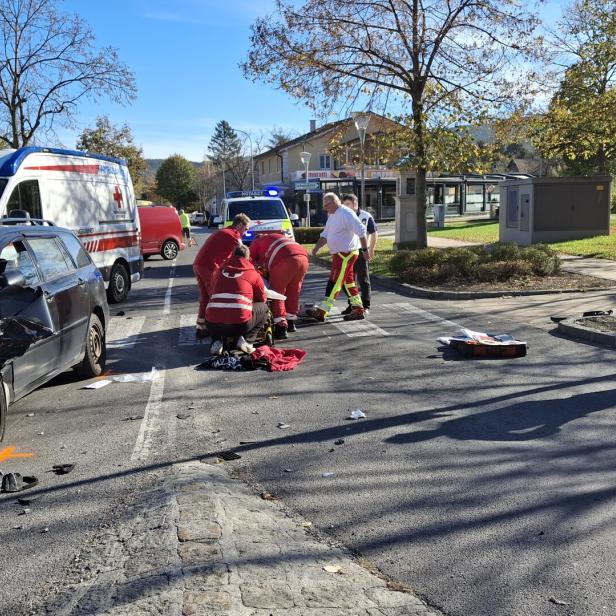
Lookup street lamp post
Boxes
[352,112,370,213]
[300,151,312,227]
[233,127,255,191]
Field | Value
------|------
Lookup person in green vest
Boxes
[179,210,196,246]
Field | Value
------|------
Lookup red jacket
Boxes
[250,233,308,271]
[193,227,242,274]
[206,256,266,324]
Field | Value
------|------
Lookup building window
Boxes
[319,155,332,170]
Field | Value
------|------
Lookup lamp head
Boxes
[299,151,312,167]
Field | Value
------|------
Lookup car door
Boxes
[25,236,90,368]
[0,238,60,397]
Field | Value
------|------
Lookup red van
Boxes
[138,206,185,260]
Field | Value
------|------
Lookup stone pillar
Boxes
[394,170,418,249]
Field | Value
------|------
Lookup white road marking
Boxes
[106,315,147,350]
[329,315,390,337]
[131,366,166,462]
[380,302,462,329]
[179,313,211,345]
[163,259,176,315]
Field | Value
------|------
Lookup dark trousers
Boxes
[345,256,371,308]
[206,302,269,344]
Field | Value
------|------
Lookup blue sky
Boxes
[58,0,568,162]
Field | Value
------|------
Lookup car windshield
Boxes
[228,200,287,221]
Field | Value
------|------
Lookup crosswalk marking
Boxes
[328,315,390,337]
[380,302,462,329]
[179,314,210,346]
[107,315,146,350]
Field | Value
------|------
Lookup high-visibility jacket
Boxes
[179,212,191,229]
[205,256,266,324]
[193,227,242,275]
[249,233,307,272]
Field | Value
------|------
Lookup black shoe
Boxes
[341,305,353,316]
[287,321,297,333]
[274,324,288,340]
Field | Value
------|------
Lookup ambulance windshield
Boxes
[228,199,287,221]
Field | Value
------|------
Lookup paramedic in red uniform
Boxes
[249,232,309,339]
[192,213,250,337]
[205,244,268,355]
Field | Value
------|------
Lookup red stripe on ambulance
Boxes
[23,164,100,174]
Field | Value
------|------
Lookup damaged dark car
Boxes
[0,222,110,441]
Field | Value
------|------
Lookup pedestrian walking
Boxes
[308,192,370,322]
[249,232,309,339]
[192,213,250,338]
[206,244,269,355]
[179,210,196,247]
[341,193,378,314]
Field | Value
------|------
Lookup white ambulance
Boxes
[0,147,143,302]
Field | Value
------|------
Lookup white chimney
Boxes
[310,119,316,132]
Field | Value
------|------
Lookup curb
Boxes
[310,256,616,301]
[558,318,616,347]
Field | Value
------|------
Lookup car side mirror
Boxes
[0,270,27,289]
[290,213,299,221]
[213,216,222,225]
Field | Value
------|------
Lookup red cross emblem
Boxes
[113,185,123,208]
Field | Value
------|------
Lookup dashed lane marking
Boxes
[106,315,147,350]
[163,259,177,315]
[131,366,166,462]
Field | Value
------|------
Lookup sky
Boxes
[57,0,568,162]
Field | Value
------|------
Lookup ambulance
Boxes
[214,189,298,244]
[0,147,143,303]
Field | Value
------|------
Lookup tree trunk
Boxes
[413,100,428,249]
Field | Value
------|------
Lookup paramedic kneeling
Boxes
[249,232,309,339]
[193,213,250,338]
[205,245,268,355]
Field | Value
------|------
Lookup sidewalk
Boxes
[45,462,440,616]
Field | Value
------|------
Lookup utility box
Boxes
[394,170,418,248]
[433,204,445,229]
[499,177,611,245]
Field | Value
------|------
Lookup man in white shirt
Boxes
[309,192,370,321]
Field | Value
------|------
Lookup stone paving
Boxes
[43,461,441,616]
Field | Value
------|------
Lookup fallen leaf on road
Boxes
[322,472,335,477]
[277,422,291,429]
[348,409,366,420]
[334,439,345,445]
[323,565,342,573]
[301,521,312,528]
[261,492,278,501]
[123,416,144,421]
[176,413,191,420]
[267,395,280,399]
[25,413,35,417]
[548,597,569,606]
[284,468,293,473]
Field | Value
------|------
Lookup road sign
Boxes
[294,181,320,191]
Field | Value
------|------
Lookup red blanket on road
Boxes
[250,346,306,372]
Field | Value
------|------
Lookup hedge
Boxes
[295,227,325,244]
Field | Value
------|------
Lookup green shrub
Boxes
[488,242,520,262]
[295,227,324,244]
[519,246,560,276]
[407,266,440,284]
[408,248,445,269]
[475,260,532,282]
[389,251,416,276]
[442,248,480,277]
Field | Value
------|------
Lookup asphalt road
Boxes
[2,225,616,616]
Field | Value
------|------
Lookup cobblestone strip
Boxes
[43,462,442,616]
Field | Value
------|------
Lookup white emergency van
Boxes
[214,189,298,244]
[0,147,143,302]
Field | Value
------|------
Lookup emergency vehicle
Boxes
[214,189,298,244]
[0,147,142,303]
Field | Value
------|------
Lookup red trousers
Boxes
[318,251,361,314]
[268,254,309,324]
[194,264,213,323]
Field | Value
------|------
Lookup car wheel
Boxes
[0,376,6,442]
[107,262,129,304]
[75,313,106,378]
[161,240,179,260]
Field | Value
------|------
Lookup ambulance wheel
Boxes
[107,263,129,304]
[0,376,6,442]
[75,313,106,378]
[161,240,179,260]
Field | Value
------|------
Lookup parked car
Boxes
[0,147,143,304]
[0,220,110,441]
[137,206,185,260]
[191,212,206,225]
